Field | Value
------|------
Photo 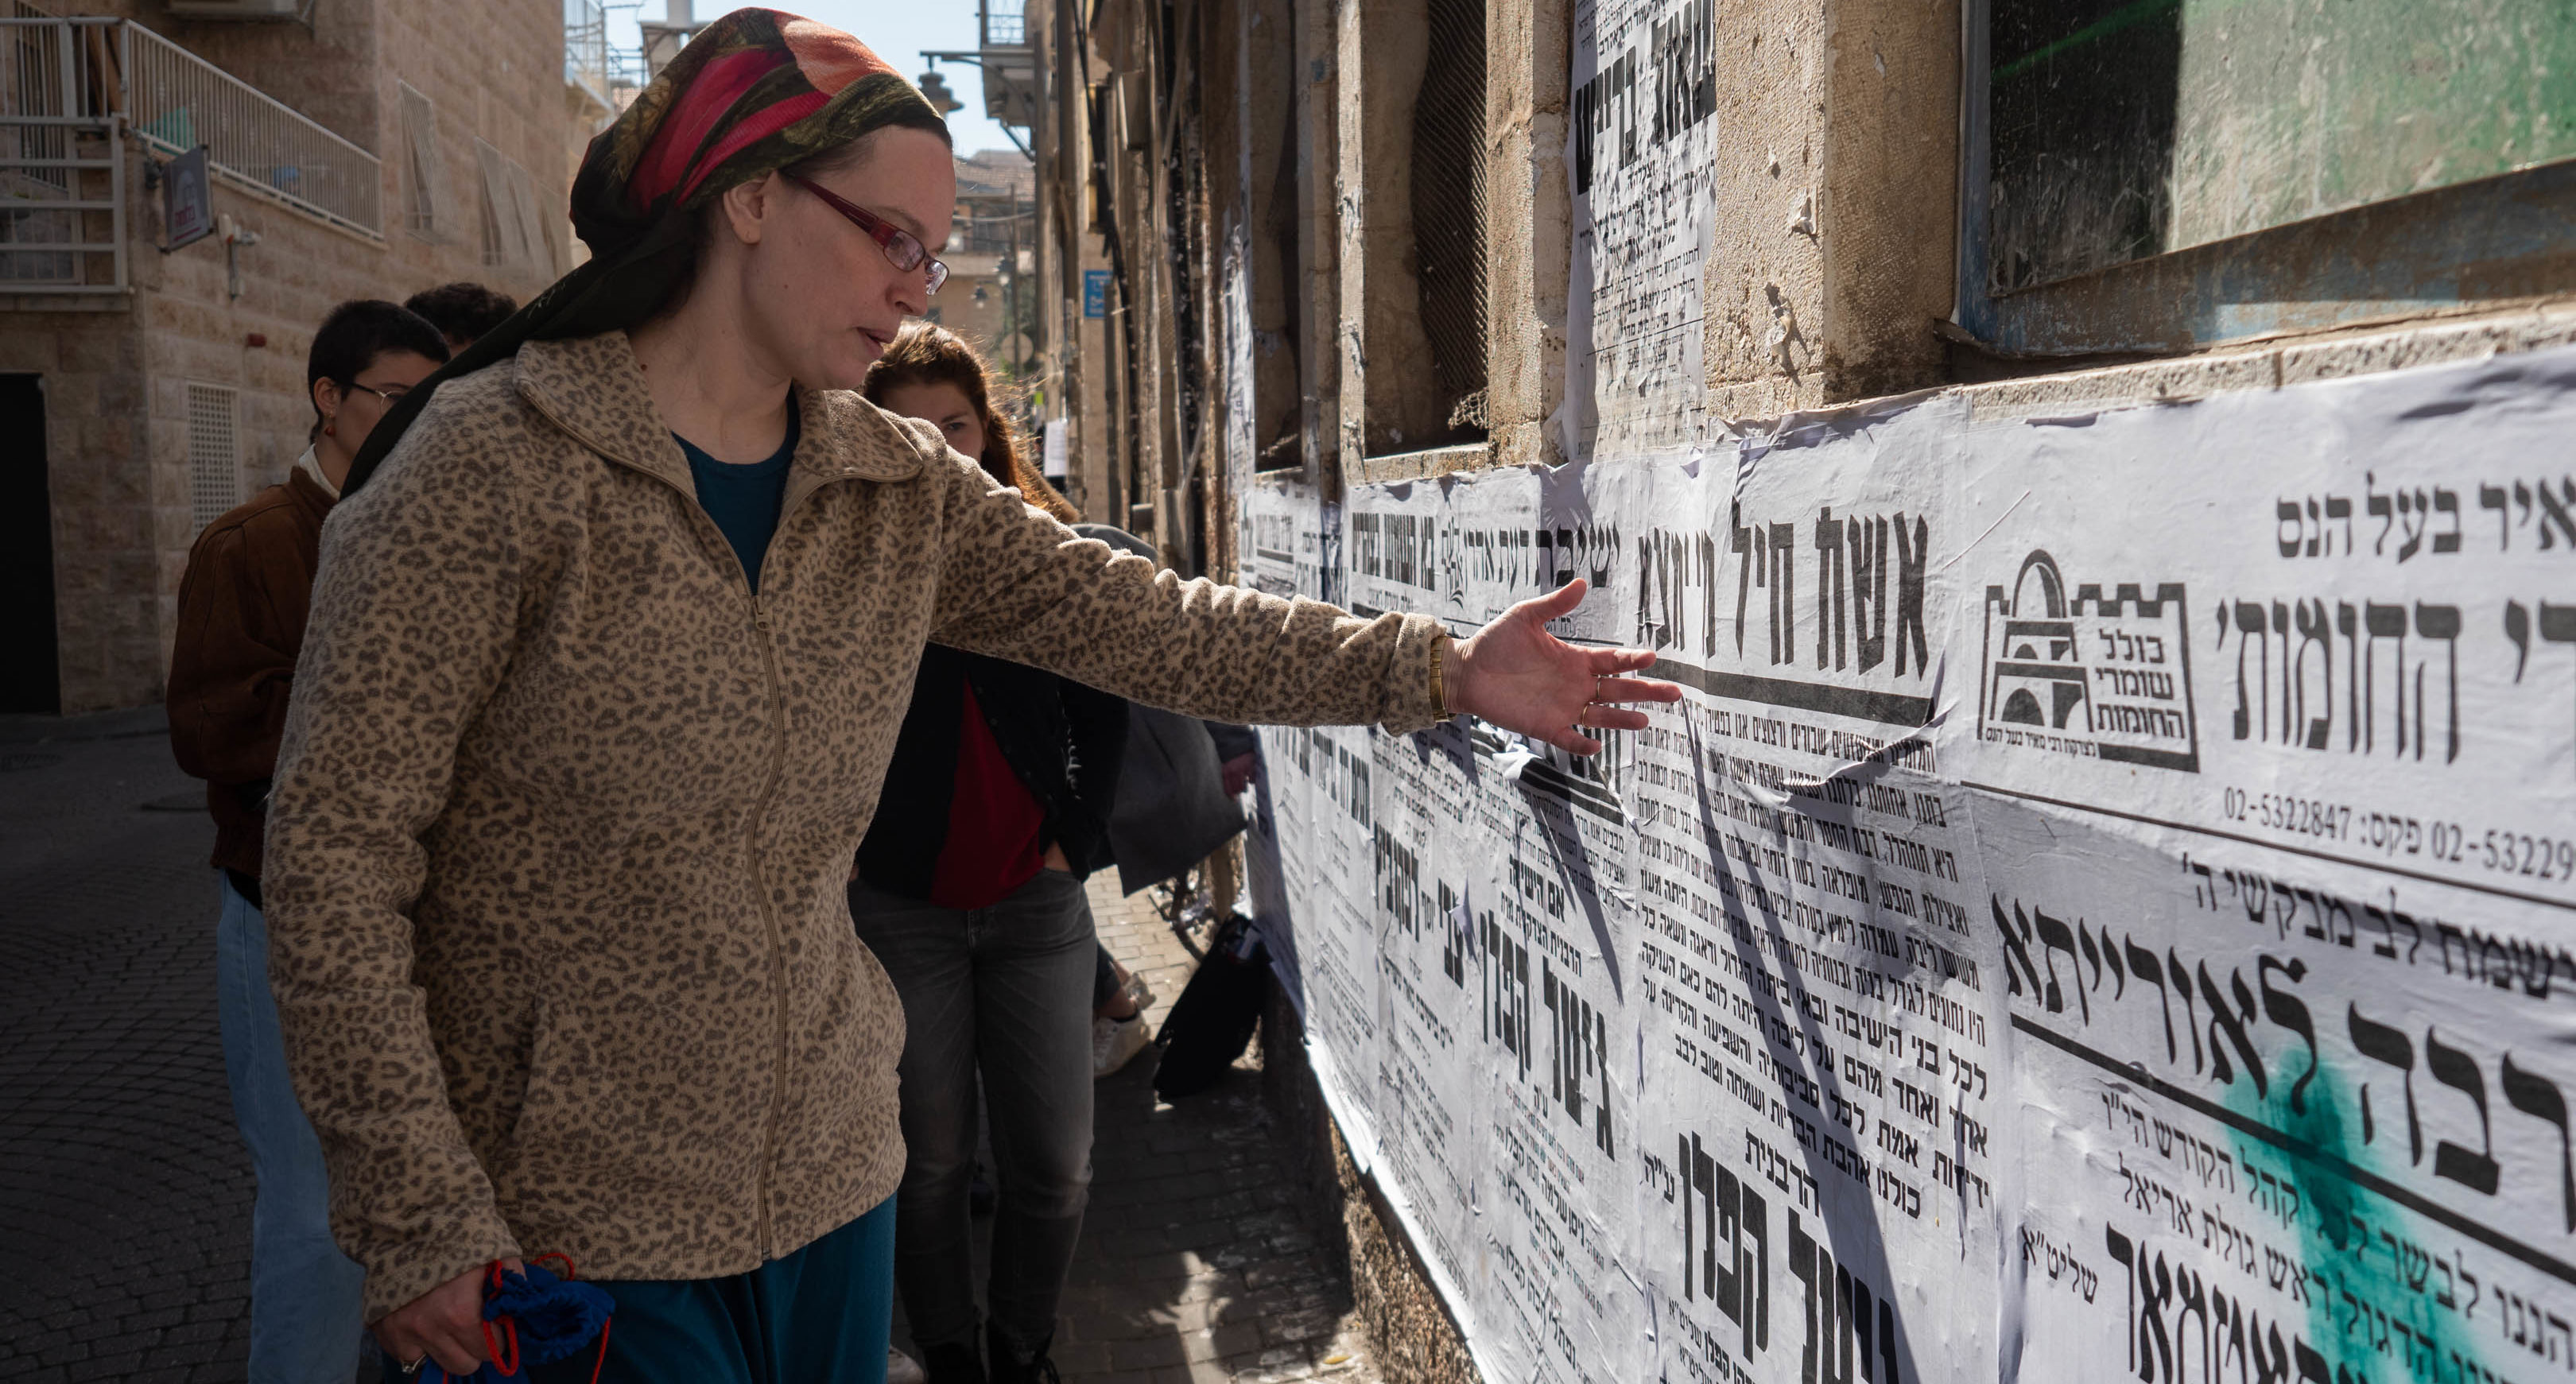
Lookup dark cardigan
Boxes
[853,642,1129,898]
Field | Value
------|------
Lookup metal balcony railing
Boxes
[0,13,123,291]
[564,0,611,109]
[123,21,381,238]
[980,0,1026,49]
[4,10,389,294]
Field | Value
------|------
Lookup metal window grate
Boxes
[398,81,445,240]
[187,382,238,533]
[1411,0,1487,430]
[475,137,555,276]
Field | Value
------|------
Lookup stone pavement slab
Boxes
[0,710,261,1383]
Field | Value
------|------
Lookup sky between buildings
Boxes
[609,1,1025,161]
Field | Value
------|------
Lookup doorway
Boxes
[1,374,60,714]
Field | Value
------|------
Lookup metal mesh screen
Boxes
[1410,0,1487,426]
[398,82,446,240]
[475,138,557,276]
[186,383,238,533]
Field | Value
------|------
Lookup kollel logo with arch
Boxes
[1977,550,2202,773]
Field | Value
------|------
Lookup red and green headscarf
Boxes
[346,8,947,494]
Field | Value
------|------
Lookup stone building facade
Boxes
[1014,0,2576,1380]
[929,146,1035,374]
[1020,0,2576,576]
[2,0,597,712]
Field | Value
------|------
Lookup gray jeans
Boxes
[850,868,1097,1360]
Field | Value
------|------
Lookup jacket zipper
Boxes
[642,477,792,1260]
[747,591,791,1260]
[561,435,813,1262]
[744,473,832,1261]
[522,387,840,1263]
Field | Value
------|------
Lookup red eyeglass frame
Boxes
[783,174,949,295]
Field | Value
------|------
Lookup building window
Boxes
[1960,0,2576,356]
[186,382,239,533]
[1350,0,1488,459]
[1246,0,1304,472]
[475,138,557,276]
[398,82,447,241]
[1411,0,1487,436]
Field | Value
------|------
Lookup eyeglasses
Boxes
[783,174,949,295]
[343,382,412,405]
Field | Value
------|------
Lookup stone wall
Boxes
[0,312,153,712]
[1029,0,2576,1377]
[374,0,573,285]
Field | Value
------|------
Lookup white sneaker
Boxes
[1093,1012,1152,1078]
[886,1347,928,1384]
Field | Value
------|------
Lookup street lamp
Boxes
[917,70,964,117]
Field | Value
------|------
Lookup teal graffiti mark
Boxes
[2226,1058,2491,1384]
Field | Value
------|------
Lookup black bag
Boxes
[1152,915,1269,1099]
[1107,704,1247,894]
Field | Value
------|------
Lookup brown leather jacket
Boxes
[168,463,335,882]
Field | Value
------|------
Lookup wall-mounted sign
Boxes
[163,145,212,253]
[1083,269,1110,318]
[1042,417,1068,480]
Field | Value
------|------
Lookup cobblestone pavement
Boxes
[0,708,259,1383]
[890,878,1380,1384]
[0,711,1377,1384]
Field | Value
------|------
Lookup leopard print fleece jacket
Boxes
[263,330,1447,1319]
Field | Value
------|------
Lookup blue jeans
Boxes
[216,872,368,1383]
[850,869,1097,1363]
[526,1200,895,1384]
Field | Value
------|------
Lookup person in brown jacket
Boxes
[167,297,448,1384]
[266,15,1678,1382]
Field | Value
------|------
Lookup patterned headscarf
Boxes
[343,8,947,494]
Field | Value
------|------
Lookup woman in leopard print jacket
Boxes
[262,12,1678,1382]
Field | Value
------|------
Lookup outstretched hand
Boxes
[1446,579,1683,754]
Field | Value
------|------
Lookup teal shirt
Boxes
[674,406,800,593]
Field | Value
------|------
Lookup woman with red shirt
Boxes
[849,324,1123,1384]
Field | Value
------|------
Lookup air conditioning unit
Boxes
[165,0,307,19]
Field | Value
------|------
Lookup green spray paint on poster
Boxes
[2222,1044,2489,1384]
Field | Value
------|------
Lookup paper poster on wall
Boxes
[1945,350,2576,909]
[1236,333,2576,1384]
[1603,402,2008,1384]
[1241,479,1329,1017]
[1467,725,1647,1384]
[1369,719,1488,1314]
[1305,723,1390,1151]
[1954,348,2576,1384]
[1988,793,2576,1384]
[1565,0,1719,461]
